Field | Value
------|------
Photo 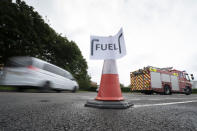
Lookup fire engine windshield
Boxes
[185,74,190,81]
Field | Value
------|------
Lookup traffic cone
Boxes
[85,59,133,109]
[96,59,123,101]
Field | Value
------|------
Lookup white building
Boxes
[191,81,197,89]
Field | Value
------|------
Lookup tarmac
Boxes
[0,92,197,131]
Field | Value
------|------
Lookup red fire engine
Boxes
[130,66,194,95]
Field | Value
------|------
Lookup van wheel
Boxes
[72,86,77,93]
[164,85,171,95]
[41,81,51,92]
[56,90,61,93]
[185,87,192,95]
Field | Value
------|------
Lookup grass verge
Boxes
[192,89,197,94]
[0,86,16,91]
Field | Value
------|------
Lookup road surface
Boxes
[0,92,197,131]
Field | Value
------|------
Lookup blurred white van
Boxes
[0,56,79,92]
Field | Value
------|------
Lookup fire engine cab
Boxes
[130,66,194,95]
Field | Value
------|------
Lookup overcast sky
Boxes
[24,0,197,86]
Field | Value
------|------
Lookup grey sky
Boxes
[24,0,197,85]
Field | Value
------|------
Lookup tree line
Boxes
[0,0,91,89]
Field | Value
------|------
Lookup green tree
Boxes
[0,0,90,89]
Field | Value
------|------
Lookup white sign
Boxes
[90,28,126,60]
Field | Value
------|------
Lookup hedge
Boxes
[192,89,197,94]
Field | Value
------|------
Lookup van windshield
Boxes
[64,72,75,80]
[43,63,75,80]
[43,64,64,77]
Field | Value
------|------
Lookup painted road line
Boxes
[147,97,197,101]
[127,97,197,101]
[134,100,197,108]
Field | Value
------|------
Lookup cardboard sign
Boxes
[90,28,126,60]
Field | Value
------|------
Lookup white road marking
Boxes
[134,100,197,108]
[128,97,197,101]
[148,97,197,100]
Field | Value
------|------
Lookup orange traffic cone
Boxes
[85,59,133,109]
[96,59,123,101]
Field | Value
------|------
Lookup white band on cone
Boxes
[102,59,118,74]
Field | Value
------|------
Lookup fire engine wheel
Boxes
[185,87,192,95]
[164,86,171,95]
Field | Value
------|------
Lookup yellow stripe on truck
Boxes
[173,73,178,76]
[149,67,157,72]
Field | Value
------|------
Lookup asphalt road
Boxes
[0,92,197,131]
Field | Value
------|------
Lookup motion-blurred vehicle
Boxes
[0,56,79,92]
[130,66,194,95]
